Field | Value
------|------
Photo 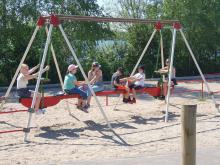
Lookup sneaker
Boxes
[128,100,133,104]
[81,105,89,113]
[36,108,46,115]
[123,98,128,103]
[132,98,136,103]
[127,97,134,104]
[77,105,88,113]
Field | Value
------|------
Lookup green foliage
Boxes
[163,0,220,75]
[1,0,220,87]
[116,0,220,77]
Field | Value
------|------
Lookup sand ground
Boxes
[0,81,220,164]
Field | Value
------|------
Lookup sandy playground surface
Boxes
[0,81,220,164]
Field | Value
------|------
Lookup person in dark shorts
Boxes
[16,63,49,111]
[111,68,130,103]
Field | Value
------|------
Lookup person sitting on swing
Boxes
[125,65,146,104]
[111,67,130,103]
[16,63,49,111]
[157,58,177,86]
[64,64,88,112]
[85,62,104,107]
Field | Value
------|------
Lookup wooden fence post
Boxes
[181,104,197,165]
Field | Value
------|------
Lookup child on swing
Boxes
[17,63,49,111]
[125,65,146,103]
[111,67,130,103]
[155,58,177,98]
[64,64,88,112]
[158,58,177,85]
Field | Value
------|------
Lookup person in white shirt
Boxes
[126,65,146,103]
[17,63,49,111]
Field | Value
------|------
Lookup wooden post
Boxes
[181,105,197,165]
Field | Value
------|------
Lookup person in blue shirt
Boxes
[64,64,88,111]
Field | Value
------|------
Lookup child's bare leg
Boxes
[81,100,86,107]
[31,92,41,111]
[132,88,137,99]
[124,87,130,99]
[77,98,82,106]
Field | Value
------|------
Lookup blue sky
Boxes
[97,0,119,16]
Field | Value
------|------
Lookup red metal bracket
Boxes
[173,22,182,30]
[50,15,60,26]
[37,16,45,27]
[154,21,163,30]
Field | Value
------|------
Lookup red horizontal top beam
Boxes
[42,14,179,25]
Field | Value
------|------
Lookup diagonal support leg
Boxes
[58,25,113,130]
[45,26,64,91]
[160,30,165,81]
[179,29,220,113]
[24,25,54,142]
[130,29,157,76]
[1,26,40,111]
[165,28,177,122]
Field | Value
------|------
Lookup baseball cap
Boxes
[68,64,78,71]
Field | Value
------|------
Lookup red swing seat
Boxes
[19,86,161,108]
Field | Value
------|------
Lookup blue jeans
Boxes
[80,84,104,97]
[64,87,87,100]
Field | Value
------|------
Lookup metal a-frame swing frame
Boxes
[128,21,220,122]
[2,14,219,142]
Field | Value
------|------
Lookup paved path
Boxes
[61,148,220,165]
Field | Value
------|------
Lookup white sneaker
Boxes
[36,109,46,115]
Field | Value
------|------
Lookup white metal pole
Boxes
[58,25,112,130]
[160,30,165,81]
[165,28,177,122]
[24,25,53,142]
[45,27,64,91]
[180,29,220,112]
[1,26,39,110]
[131,29,157,76]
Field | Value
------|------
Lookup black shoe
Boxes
[123,98,128,103]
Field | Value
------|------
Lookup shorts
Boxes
[129,84,143,90]
[64,87,87,100]
[171,78,178,85]
[17,88,31,98]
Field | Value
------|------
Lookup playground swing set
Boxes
[0,15,219,142]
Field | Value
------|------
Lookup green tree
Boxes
[163,0,220,75]
[0,0,114,86]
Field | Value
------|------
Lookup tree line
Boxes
[0,0,220,86]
